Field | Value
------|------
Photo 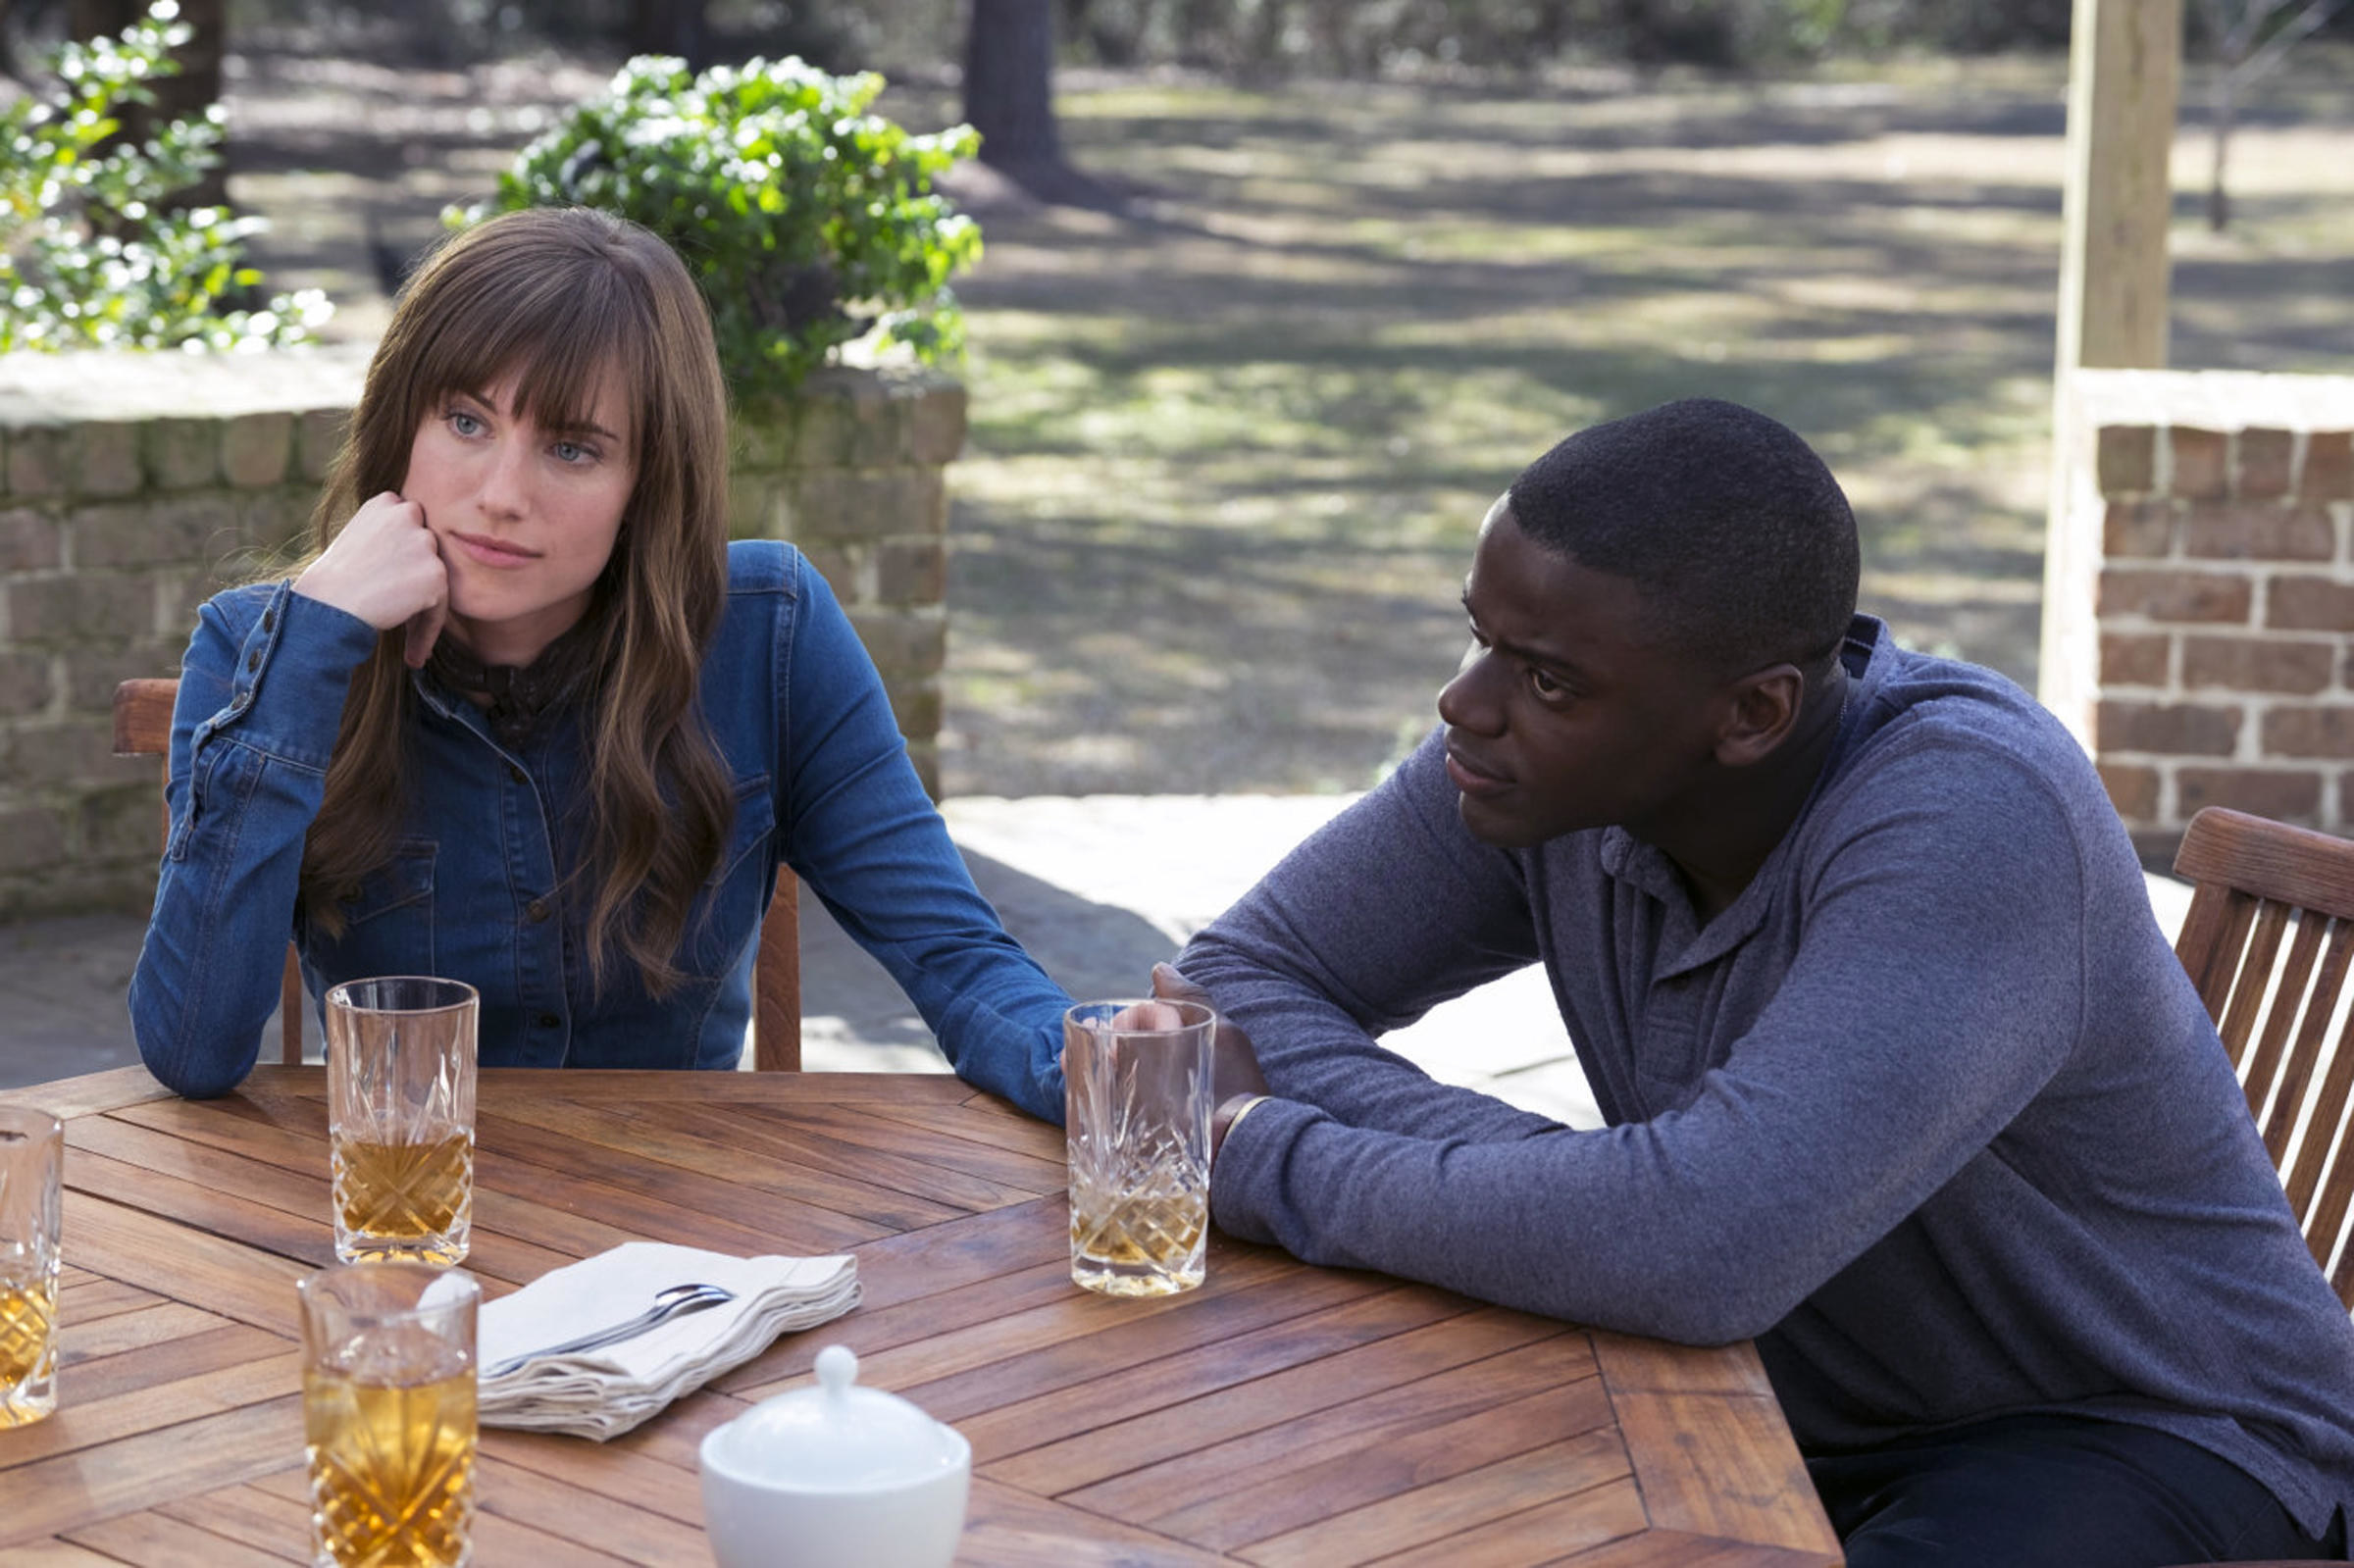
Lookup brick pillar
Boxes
[2048,370,2354,861]
[731,367,965,798]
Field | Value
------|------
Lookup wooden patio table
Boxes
[0,1065,1842,1566]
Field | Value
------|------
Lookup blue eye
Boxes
[448,409,483,437]
[552,440,588,464]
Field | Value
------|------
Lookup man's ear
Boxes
[1714,664,1804,769]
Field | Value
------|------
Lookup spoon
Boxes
[483,1282,737,1380]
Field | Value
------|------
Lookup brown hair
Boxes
[301,207,735,996]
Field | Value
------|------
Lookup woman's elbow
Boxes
[130,998,248,1097]
[136,1040,246,1099]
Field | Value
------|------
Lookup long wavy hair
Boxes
[300,207,735,997]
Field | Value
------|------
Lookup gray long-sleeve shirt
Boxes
[1184,616,2354,1538]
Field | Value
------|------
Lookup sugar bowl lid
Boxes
[706,1345,967,1492]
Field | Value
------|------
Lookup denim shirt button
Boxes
[244,650,262,673]
[537,1012,562,1030]
[526,898,549,923]
[507,763,527,785]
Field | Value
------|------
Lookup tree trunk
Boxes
[1308,0,1356,74]
[2207,68,2234,229]
[964,0,1063,170]
[629,0,708,65]
[1172,0,1232,67]
[0,0,26,80]
[1246,0,1290,72]
[71,0,227,211]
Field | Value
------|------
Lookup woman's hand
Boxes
[291,491,450,667]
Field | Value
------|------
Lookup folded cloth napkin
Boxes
[477,1241,859,1441]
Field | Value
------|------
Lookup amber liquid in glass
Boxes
[305,1352,477,1568]
[1069,1171,1207,1296]
[332,1135,473,1264]
[0,1276,56,1425]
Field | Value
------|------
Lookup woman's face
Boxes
[400,367,639,667]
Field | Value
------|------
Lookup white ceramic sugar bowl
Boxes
[699,1343,972,1568]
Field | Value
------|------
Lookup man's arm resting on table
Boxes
[1178,734,1565,1144]
[1204,745,2090,1345]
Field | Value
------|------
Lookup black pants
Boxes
[1809,1412,2345,1567]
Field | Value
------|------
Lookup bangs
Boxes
[399,234,657,454]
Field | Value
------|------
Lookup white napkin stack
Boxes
[477,1241,860,1441]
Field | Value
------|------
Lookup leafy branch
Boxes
[0,0,329,352]
[456,54,982,402]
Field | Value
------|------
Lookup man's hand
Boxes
[291,492,450,668]
[1151,963,1270,1156]
[1152,962,1268,1102]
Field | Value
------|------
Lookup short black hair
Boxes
[1505,398,1859,677]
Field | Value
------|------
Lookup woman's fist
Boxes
[292,492,450,666]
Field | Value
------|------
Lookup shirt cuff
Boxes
[208,582,382,770]
[1207,1093,1310,1245]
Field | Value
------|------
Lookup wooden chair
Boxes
[2172,805,2354,1309]
[113,677,802,1070]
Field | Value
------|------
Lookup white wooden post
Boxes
[2040,0,2183,738]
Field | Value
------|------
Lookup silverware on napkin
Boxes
[483,1281,735,1380]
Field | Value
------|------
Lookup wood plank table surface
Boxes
[0,1066,1843,1566]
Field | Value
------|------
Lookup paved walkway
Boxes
[0,795,2195,1131]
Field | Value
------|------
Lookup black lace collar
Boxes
[427,617,601,749]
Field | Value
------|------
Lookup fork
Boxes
[482,1281,736,1380]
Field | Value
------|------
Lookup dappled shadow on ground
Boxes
[221,52,2354,798]
[226,44,621,339]
[797,847,1184,1062]
[947,506,1464,795]
[923,66,2352,793]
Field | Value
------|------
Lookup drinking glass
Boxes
[1064,999,1215,1297]
[300,1262,479,1568]
[326,978,479,1266]
[0,1104,62,1428]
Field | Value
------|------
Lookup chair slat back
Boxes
[2174,807,2354,1307]
[754,868,803,1072]
[113,678,801,1072]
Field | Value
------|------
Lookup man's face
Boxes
[1436,503,1733,849]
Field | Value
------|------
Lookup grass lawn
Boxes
[222,46,2354,798]
[899,56,2354,796]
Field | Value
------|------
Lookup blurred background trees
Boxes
[7,0,2349,83]
[2193,0,2351,228]
[0,1,328,350]
[64,0,227,207]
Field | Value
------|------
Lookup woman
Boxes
[128,207,1070,1121]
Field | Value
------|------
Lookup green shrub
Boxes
[0,0,329,353]
[457,54,982,403]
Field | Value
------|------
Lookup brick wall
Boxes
[0,351,963,919]
[2044,370,2354,860]
[730,367,964,786]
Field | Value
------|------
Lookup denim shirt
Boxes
[128,540,1070,1121]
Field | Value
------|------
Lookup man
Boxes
[1172,399,2354,1566]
